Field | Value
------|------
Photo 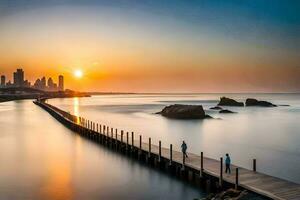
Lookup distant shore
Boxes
[0,87,90,103]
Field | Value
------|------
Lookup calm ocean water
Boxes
[0,93,299,199]
[0,99,205,200]
[48,94,300,184]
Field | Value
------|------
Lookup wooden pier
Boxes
[34,100,300,200]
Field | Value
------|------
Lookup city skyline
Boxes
[0,68,64,92]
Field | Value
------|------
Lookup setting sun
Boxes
[74,70,83,78]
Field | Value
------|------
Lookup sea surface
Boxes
[0,99,205,200]
[48,94,300,184]
[0,93,299,200]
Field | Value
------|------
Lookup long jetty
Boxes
[34,100,300,200]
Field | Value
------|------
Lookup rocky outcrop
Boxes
[156,104,211,119]
[219,109,236,114]
[218,97,244,107]
[245,98,277,107]
[210,106,223,110]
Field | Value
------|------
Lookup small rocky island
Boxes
[219,109,236,114]
[210,106,222,110]
[245,98,277,107]
[217,97,244,107]
[156,104,211,119]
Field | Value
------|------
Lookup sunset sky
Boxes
[0,0,299,93]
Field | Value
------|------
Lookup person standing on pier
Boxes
[225,153,231,174]
[181,141,188,158]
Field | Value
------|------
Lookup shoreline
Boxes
[0,93,90,103]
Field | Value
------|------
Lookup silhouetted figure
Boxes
[181,141,188,158]
[225,153,231,174]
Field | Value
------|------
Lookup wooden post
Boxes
[97,124,99,132]
[235,168,239,190]
[107,126,109,140]
[182,151,185,170]
[139,135,142,152]
[253,159,256,172]
[105,125,107,143]
[169,144,173,165]
[115,129,118,147]
[219,157,223,187]
[148,137,151,158]
[121,130,124,143]
[131,132,134,151]
[159,141,161,162]
[200,152,204,177]
[110,128,113,147]
[100,125,102,134]
[126,132,129,151]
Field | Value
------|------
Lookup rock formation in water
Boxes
[156,104,211,119]
[217,97,244,107]
[245,98,277,107]
[210,106,223,110]
[219,109,236,114]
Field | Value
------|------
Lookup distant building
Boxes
[13,68,24,87]
[58,75,64,91]
[47,77,58,91]
[0,75,5,87]
[41,77,46,90]
[34,78,41,89]
[6,80,13,87]
[47,77,54,89]
[24,80,31,87]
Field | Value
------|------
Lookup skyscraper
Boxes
[58,75,64,91]
[13,68,24,87]
[0,75,5,87]
[41,77,46,90]
[47,77,54,88]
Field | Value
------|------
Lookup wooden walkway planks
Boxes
[35,101,300,200]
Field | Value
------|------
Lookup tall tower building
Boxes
[47,78,54,91]
[58,75,64,91]
[41,77,46,90]
[13,69,24,87]
[0,75,5,87]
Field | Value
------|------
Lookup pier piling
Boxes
[169,144,173,165]
[148,137,151,158]
[253,159,256,172]
[159,141,161,162]
[131,132,134,152]
[200,152,204,178]
[219,157,223,188]
[235,168,239,190]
